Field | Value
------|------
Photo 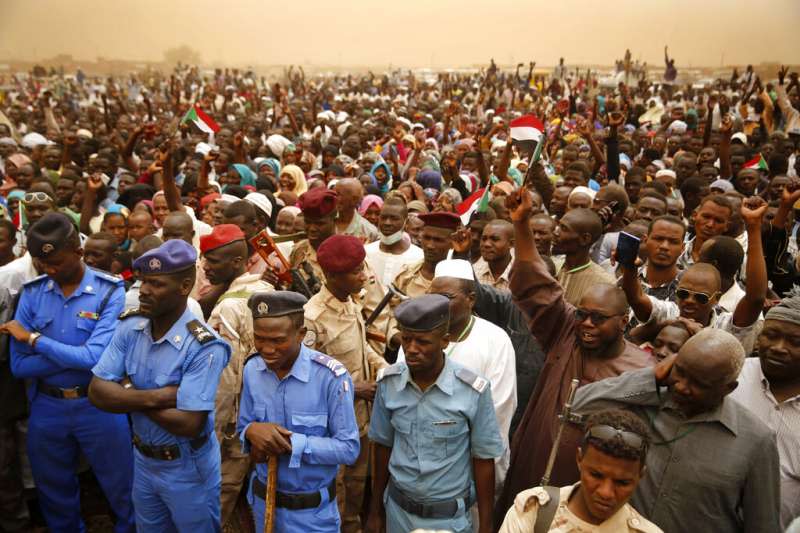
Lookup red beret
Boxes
[200,224,245,254]
[298,188,338,219]
[317,235,365,273]
[417,211,462,231]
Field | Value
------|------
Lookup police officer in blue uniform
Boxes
[89,239,231,532]
[2,212,134,533]
[365,294,505,533]
[238,290,360,532]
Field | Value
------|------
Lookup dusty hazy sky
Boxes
[3,0,799,68]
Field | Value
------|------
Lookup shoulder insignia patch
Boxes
[119,308,143,320]
[376,364,403,382]
[455,367,489,393]
[302,329,317,347]
[187,319,215,344]
[22,274,48,288]
[89,267,125,285]
[311,352,347,376]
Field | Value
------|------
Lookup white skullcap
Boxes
[21,132,52,149]
[76,128,93,139]
[655,169,677,180]
[568,186,597,201]
[434,259,475,281]
[245,192,273,219]
[265,134,292,157]
[219,193,240,204]
[652,159,666,170]
[731,132,748,146]
[195,142,212,156]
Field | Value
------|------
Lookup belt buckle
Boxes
[62,387,80,399]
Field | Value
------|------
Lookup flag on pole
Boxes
[510,114,544,155]
[181,104,220,134]
[456,185,491,225]
[743,154,768,172]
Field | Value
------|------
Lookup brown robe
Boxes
[496,258,655,519]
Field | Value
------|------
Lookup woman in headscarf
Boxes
[279,164,308,196]
[369,161,393,196]
[220,164,257,190]
[5,190,25,219]
[256,158,281,186]
[101,204,131,250]
[358,195,384,228]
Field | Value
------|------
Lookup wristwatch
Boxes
[28,332,41,347]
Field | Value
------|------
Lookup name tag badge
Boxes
[78,311,100,320]
[433,420,456,426]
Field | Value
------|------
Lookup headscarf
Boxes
[507,167,524,187]
[280,164,308,196]
[231,164,257,188]
[358,194,384,216]
[281,206,302,217]
[257,158,281,177]
[765,286,800,326]
[106,203,130,218]
[369,161,393,195]
[417,169,442,191]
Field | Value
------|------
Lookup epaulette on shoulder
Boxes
[244,352,261,367]
[89,267,124,285]
[119,308,143,320]
[187,319,216,344]
[311,352,347,377]
[22,274,48,288]
[455,367,489,393]
[376,364,403,382]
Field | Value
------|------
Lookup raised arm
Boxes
[158,143,185,213]
[733,197,768,327]
[718,114,733,180]
[619,259,654,323]
[79,173,104,235]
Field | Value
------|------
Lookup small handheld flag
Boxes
[181,104,220,135]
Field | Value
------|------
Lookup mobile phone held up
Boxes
[616,231,641,268]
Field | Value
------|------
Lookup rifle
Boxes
[249,230,314,297]
[363,284,407,344]
[541,378,580,486]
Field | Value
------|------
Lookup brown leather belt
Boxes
[132,433,209,461]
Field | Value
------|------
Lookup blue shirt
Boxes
[92,306,230,446]
[237,345,360,494]
[368,358,504,502]
[10,266,125,391]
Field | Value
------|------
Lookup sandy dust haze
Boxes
[2,0,799,68]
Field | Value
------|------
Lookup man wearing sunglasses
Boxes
[496,185,654,523]
[499,408,662,532]
[620,197,768,354]
[570,328,781,533]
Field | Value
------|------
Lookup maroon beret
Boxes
[417,211,462,231]
[199,224,245,254]
[317,235,366,273]
[298,188,338,219]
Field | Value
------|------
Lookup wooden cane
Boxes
[263,456,278,533]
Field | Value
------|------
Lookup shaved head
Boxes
[580,283,630,315]
[484,219,514,238]
[562,208,604,244]
[681,263,722,294]
[680,328,745,383]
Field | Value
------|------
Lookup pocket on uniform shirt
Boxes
[430,420,469,459]
[32,316,53,332]
[291,412,328,437]
[389,417,415,459]
[76,317,97,333]
[154,370,182,387]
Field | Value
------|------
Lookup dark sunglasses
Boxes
[583,424,647,452]
[574,309,622,325]
[676,288,717,305]
[23,192,54,204]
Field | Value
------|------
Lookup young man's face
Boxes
[575,444,643,523]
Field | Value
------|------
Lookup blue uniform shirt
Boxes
[10,267,125,392]
[92,306,231,446]
[368,357,505,502]
[237,345,360,494]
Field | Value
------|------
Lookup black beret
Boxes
[395,294,450,332]
[26,212,76,258]
[249,290,308,319]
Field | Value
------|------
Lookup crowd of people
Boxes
[0,52,799,533]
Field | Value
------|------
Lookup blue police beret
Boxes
[26,212,76,258]
[249,290,308,319]
[395,294,450,332]
[133,239,197,275]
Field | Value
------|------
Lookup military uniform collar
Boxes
[397,355,455,396]
[319,284,353,311]
[43,264,97,297]
[255,345,312,383]
[135,306,196,349]
[228,271,267,291]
